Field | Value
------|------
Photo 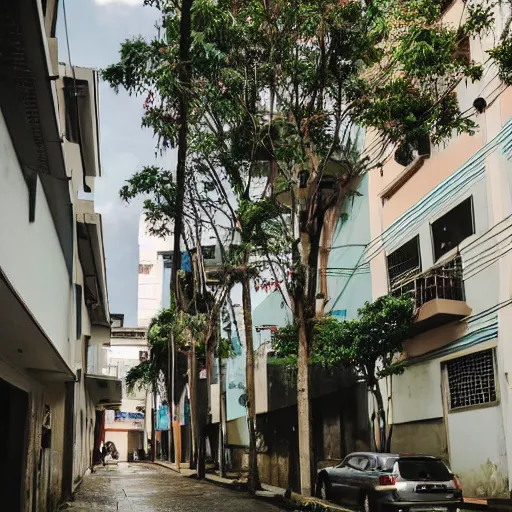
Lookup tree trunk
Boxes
[370,381,387,453]
[242,275,261,493]
[170,0,193,302]
[168,333,174,462]
[189,345,199,470]
[296,293,312,496]
[294,210,324,496]
[168,0,194,468]
[219,355,227,478]
[151,389,157,462]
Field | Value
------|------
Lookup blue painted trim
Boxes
[364,118,512,260]
[406,317,498,365]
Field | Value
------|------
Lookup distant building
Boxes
[102,326,150,461]
[137,216,173,327]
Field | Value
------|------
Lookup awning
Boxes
[0,267,74,383]
[85,374,122,408]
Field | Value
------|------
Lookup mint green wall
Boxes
[326,174,372,320]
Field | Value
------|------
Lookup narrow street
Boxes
[63,463,286,512]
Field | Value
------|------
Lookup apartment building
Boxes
[0,1,120,510]
[366,0,512,496]
[103,321,151,462]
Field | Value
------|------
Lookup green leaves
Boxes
[272,295,415,385]
[237,198,285,253]
[120,166,177,238]
[489,38,512,86]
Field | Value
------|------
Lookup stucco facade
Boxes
[0,1,119,510]
[365,0,512,496]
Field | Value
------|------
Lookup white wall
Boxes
[137,216,172,327]
[392,360,444,424]
[448,404,507,475]
[0,108,72,366]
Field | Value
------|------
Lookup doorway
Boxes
[0,377,29,511]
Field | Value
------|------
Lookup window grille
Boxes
[138,263,153,275]
[387,236,421,290]
[446,349,497,410]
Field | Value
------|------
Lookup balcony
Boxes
[391,256,471,333]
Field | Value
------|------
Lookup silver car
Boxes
[316,452,463,512]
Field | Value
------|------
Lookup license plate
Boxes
[411,508,448,512]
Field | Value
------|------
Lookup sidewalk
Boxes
[153,460,283,498]
[153,461,494,511]
[153,461,352,510]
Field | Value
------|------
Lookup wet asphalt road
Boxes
[63,463,285,512]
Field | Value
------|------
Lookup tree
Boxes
[104,0,507,495]
[273,295,415,452]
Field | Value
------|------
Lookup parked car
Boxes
[316,452,463,512]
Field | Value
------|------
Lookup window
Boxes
[387,236,421,290]
[162,253,172,269]
[111,314,124,328]
[75,284,82,340]
[454,37,471,65]
[63,78,88,144]
[431,197,474,261]
[345,455,372,471]
[202,245,216,259]
[138,263,153,275]
[446,349,497,411]
[398,459,452,481]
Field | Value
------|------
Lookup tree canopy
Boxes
[273,295,415,381]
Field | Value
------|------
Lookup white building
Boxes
[102,320,152,461]
[137,216,173,327]
[0,2,120,510]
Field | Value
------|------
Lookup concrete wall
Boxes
[42,383,67,511]
[72,376,96,489]
[391,419,449,462]
[326,174,372,319]
[0,108,72,367]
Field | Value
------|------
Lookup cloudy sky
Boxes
[57,0,176,326]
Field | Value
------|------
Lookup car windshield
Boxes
[398,459,452,481]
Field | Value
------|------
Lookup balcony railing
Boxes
[391,256,465,308]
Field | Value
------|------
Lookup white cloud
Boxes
[95,0,141,6]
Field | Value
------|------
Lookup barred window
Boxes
[387,236,421,290]
[138,263,153,275]
[446,349,497,411]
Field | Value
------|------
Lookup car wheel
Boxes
[316,476,331,500]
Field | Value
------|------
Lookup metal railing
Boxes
[391,256,465,308]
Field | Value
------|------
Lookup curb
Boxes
[153,461,350,511]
